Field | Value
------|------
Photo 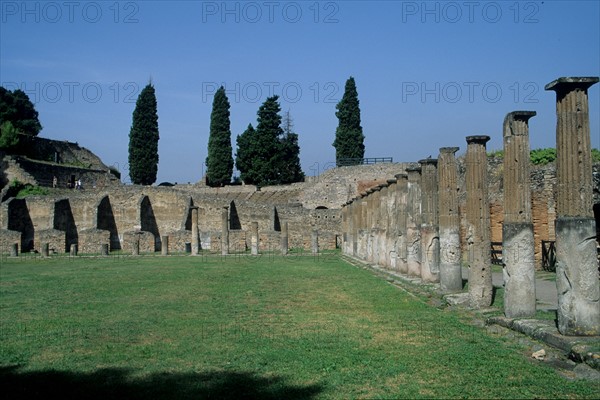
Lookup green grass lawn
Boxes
[0,254,596,399]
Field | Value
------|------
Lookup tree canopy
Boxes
[0,86,42,136]
[236,96,304,186]
[128,83,159,185]
[206,86,233,186]
[332,76,364,165]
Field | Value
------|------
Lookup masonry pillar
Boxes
[190,206,199,255]
[311,230,319,254]
[359,194,368,259]
[377,183,389,267]
[352,198,360,256]
[465,135,492,308]
[10,243,18,257]
[42,243,49,257]
[419,159,440,283]
[281,221,289,255]
[395,173,409,274]
[406,167,422,277]
[385,179,398,269]
[546,76,600,335]
[100,243,109,256]
[161,235,169,256]
[251,221,259,255]
[132,239,139,256]
[70,244,78,256]
[503,111,537,318]
[221,208,229,256]
[438,147,462,293]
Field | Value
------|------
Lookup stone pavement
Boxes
[463,267,558,311]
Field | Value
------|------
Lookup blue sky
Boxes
[1,0,599,184]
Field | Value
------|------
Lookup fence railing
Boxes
[336,157,393,167]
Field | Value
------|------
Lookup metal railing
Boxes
[336,157,393,167]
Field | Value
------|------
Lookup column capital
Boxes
[466,135,490,145]
[405,166,422,174]
[439,147,459,154]
[505,110,536,123]
[394,173,408,180]
[545,76,599,93]
[418,158,438,166]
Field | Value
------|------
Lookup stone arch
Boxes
[183,197,194,231]
[54,198,78,253]
[229,201,241,230]
[7,198,34,252]
[140,195,160,251]
[273,206,281,232]
[97,195,120,250]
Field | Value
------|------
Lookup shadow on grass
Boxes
[0,365,323,400]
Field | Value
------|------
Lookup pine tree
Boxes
[278,111,304,183]
[206,86,233,186]
[332,76,364,165]
[236,97,304,187]
[0,87,42,136]
[128,83,159,185]
[235,124,258,184]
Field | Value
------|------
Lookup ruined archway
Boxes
[140,195,160,251]
[229,201,241,230]
[7,198,34,252]
[97,196,120,250]
[54,199,78,253]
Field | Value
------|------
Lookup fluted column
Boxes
[546,76,600,335]
[395,173,409,274]
[406,167,422,277]
[438,147,462,293]
[502,111,537,318]
[419,159,440,283]
[465,135,492,308]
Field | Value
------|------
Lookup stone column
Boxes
[395,173,409,274]
[42,243,49,257]
[502,111,537,318]
[251,221,259,255]
[438,147,462,293]
[221,208,229,256]
[70,244,78,256]
[377,183,389,267]
[311,230,319,254]
[161,235,169,256]
[359,195,368,259]
[100,243,109,256]
[132,239,139,256]
[419,159,440,283]
[10,243,18,257]
[406,167,422,277]
[385,179,398,269]
[281,221,289,255]
[190,206,199,255]
[465,135,492,308]
[351,198,360,256]
[546,77,600,335]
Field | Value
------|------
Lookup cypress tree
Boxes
[332,76,364,165]
[128,83,159,185]
[235,124,258,185]
[206,86,233,186]
[253,95,284,186]
[278,111,304,183]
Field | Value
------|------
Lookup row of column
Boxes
[342,76,599,336]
